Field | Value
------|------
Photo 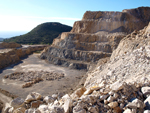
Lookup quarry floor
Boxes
[0,53,86,99]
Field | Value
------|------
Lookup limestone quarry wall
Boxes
[40,7,150,70]
[0,46,46,69]
[71,7,150,33]
[0,42,22,49]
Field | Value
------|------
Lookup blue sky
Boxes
[0,0,149,32]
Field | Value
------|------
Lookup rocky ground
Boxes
[4,81,150,113]
[0,53,86,98]
[4,71,65,88]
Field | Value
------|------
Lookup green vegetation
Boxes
[4,22,72,44]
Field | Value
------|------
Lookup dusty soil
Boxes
[0,53,86,99]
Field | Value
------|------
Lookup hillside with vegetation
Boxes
[3,22,72,44]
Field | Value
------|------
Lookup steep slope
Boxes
[40,7,150,70]
[85,22,150,88]
[3,22,72,44]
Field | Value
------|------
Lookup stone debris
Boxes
[4,71,65,82]
[141,87,150,96]
[108,101,118,108]
[5,81,150,113]
[43,96,55,104]
[4,71,65,88]
[10,97,24,109]
[25,92,42,104]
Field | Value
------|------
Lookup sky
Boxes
[0,0,150,37]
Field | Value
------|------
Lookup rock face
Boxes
[40,7,150,70]
[0,45,46,69]
[0,42,22,49]
[84,22,150,88]
[72,7,150,33]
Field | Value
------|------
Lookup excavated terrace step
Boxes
[55,41,112,52]
[40,46,111,63]
[45,55,93,70]
[53,32,125,52]
[58,32,110,43]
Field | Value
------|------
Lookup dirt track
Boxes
[0,53,86,99]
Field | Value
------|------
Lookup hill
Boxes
[0,38,3,42]
[3,22,72,44]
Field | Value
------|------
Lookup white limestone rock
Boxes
[38,105,49,112]
[108,101,118,108]
[25,92,42,103]
[80,95,97,104]
[25,108,37,113]
[43,96,55,104]
[132,98,145,109]
[4,107,14,113]
[99,94,109,101]
[141,87,150,96]
[52,94,58,100]
[83,89,93,95]
[144,110,150,113]
[126,98,145,109]
[107,95,114,103]
[110,80,124,91]
[126,103,137,109]
[62,94,72,113]
[109,91,114,95]
[123,108,132,113]
[113,93,119,99]
[10,97,24,108]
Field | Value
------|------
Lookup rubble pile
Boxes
[4,82,150,113]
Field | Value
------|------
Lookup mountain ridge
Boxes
[3,22,72,44]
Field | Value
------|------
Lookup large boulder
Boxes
[10,97,24,109]
[25,92,42,104]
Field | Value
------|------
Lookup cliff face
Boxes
[0,45,46,69]
[0,42,22,49]
[40,7,150,70]
[72,7,150,33]
[85,22,150,88]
